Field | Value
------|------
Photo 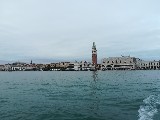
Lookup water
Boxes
[0,71,160,120]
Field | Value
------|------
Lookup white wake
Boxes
[138,95,160,120]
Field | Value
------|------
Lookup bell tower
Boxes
[92,42,97,66]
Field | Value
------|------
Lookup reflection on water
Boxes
[89,71,101,117]
[92,71,98,81]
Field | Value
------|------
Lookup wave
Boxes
[138,95,160,120]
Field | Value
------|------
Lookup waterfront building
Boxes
[80,61,93,71]
[0,65,5,71]
[73,62,80,71]
[56,62,70,70]
[101,56,137,70]
[96,64,101,70]
[11,62,25,71]
[66,62,79,71]
[4,64,11,71]
[10,62,37,71]
[36,64,45,71]
[47,62,71,71]
[101,56,160,70]
[138,60,160,70]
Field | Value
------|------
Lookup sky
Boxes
[0,0,160,63]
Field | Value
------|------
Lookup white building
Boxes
[101,56,160,70]
[101,56,137,70]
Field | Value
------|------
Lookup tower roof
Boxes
[92,42,96,49]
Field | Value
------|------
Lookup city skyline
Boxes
[1,0,160,63]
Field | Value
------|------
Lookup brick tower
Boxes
[92,42,97,66]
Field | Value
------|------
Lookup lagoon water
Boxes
[1,71,160,120]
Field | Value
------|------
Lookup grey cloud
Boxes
[0,0,160,62]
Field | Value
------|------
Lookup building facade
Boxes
[136,59,160,70]
[101,56,160,70]
[101,56,137,70]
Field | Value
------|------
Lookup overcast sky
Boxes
[0,0,160,63]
